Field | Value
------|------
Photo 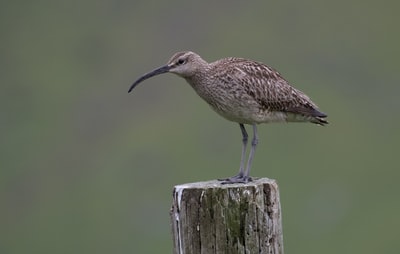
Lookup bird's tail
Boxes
[310,110,328,126]
[287,107,328,125]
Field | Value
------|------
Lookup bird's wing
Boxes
[227,59,322,117]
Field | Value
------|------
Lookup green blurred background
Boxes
[1,0,399,253]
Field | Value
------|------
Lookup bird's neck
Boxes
[185,66,219,107]
[185,68,207,89]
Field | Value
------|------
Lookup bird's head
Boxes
[128,51,206,93]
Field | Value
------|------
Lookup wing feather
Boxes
[221,58,323,117]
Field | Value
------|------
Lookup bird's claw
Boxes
[218,175,252,184]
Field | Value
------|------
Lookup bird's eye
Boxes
[177,59,185,65]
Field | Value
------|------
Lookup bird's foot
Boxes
[218,174,252,184]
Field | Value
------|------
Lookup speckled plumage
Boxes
[129,51,328,183]
[163,51,327,125]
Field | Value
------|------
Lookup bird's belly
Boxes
[220,110,288,124]
[208,100,288,124]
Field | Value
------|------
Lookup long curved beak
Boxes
[128,65,171,93]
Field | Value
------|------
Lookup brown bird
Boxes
[129,51,328,184]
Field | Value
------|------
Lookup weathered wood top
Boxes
[174,177,276,189]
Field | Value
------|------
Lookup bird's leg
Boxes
[219,123,251,184]
[243,124,258,179]
[238,123,248,177]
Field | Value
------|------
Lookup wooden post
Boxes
[170,178,284,254]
